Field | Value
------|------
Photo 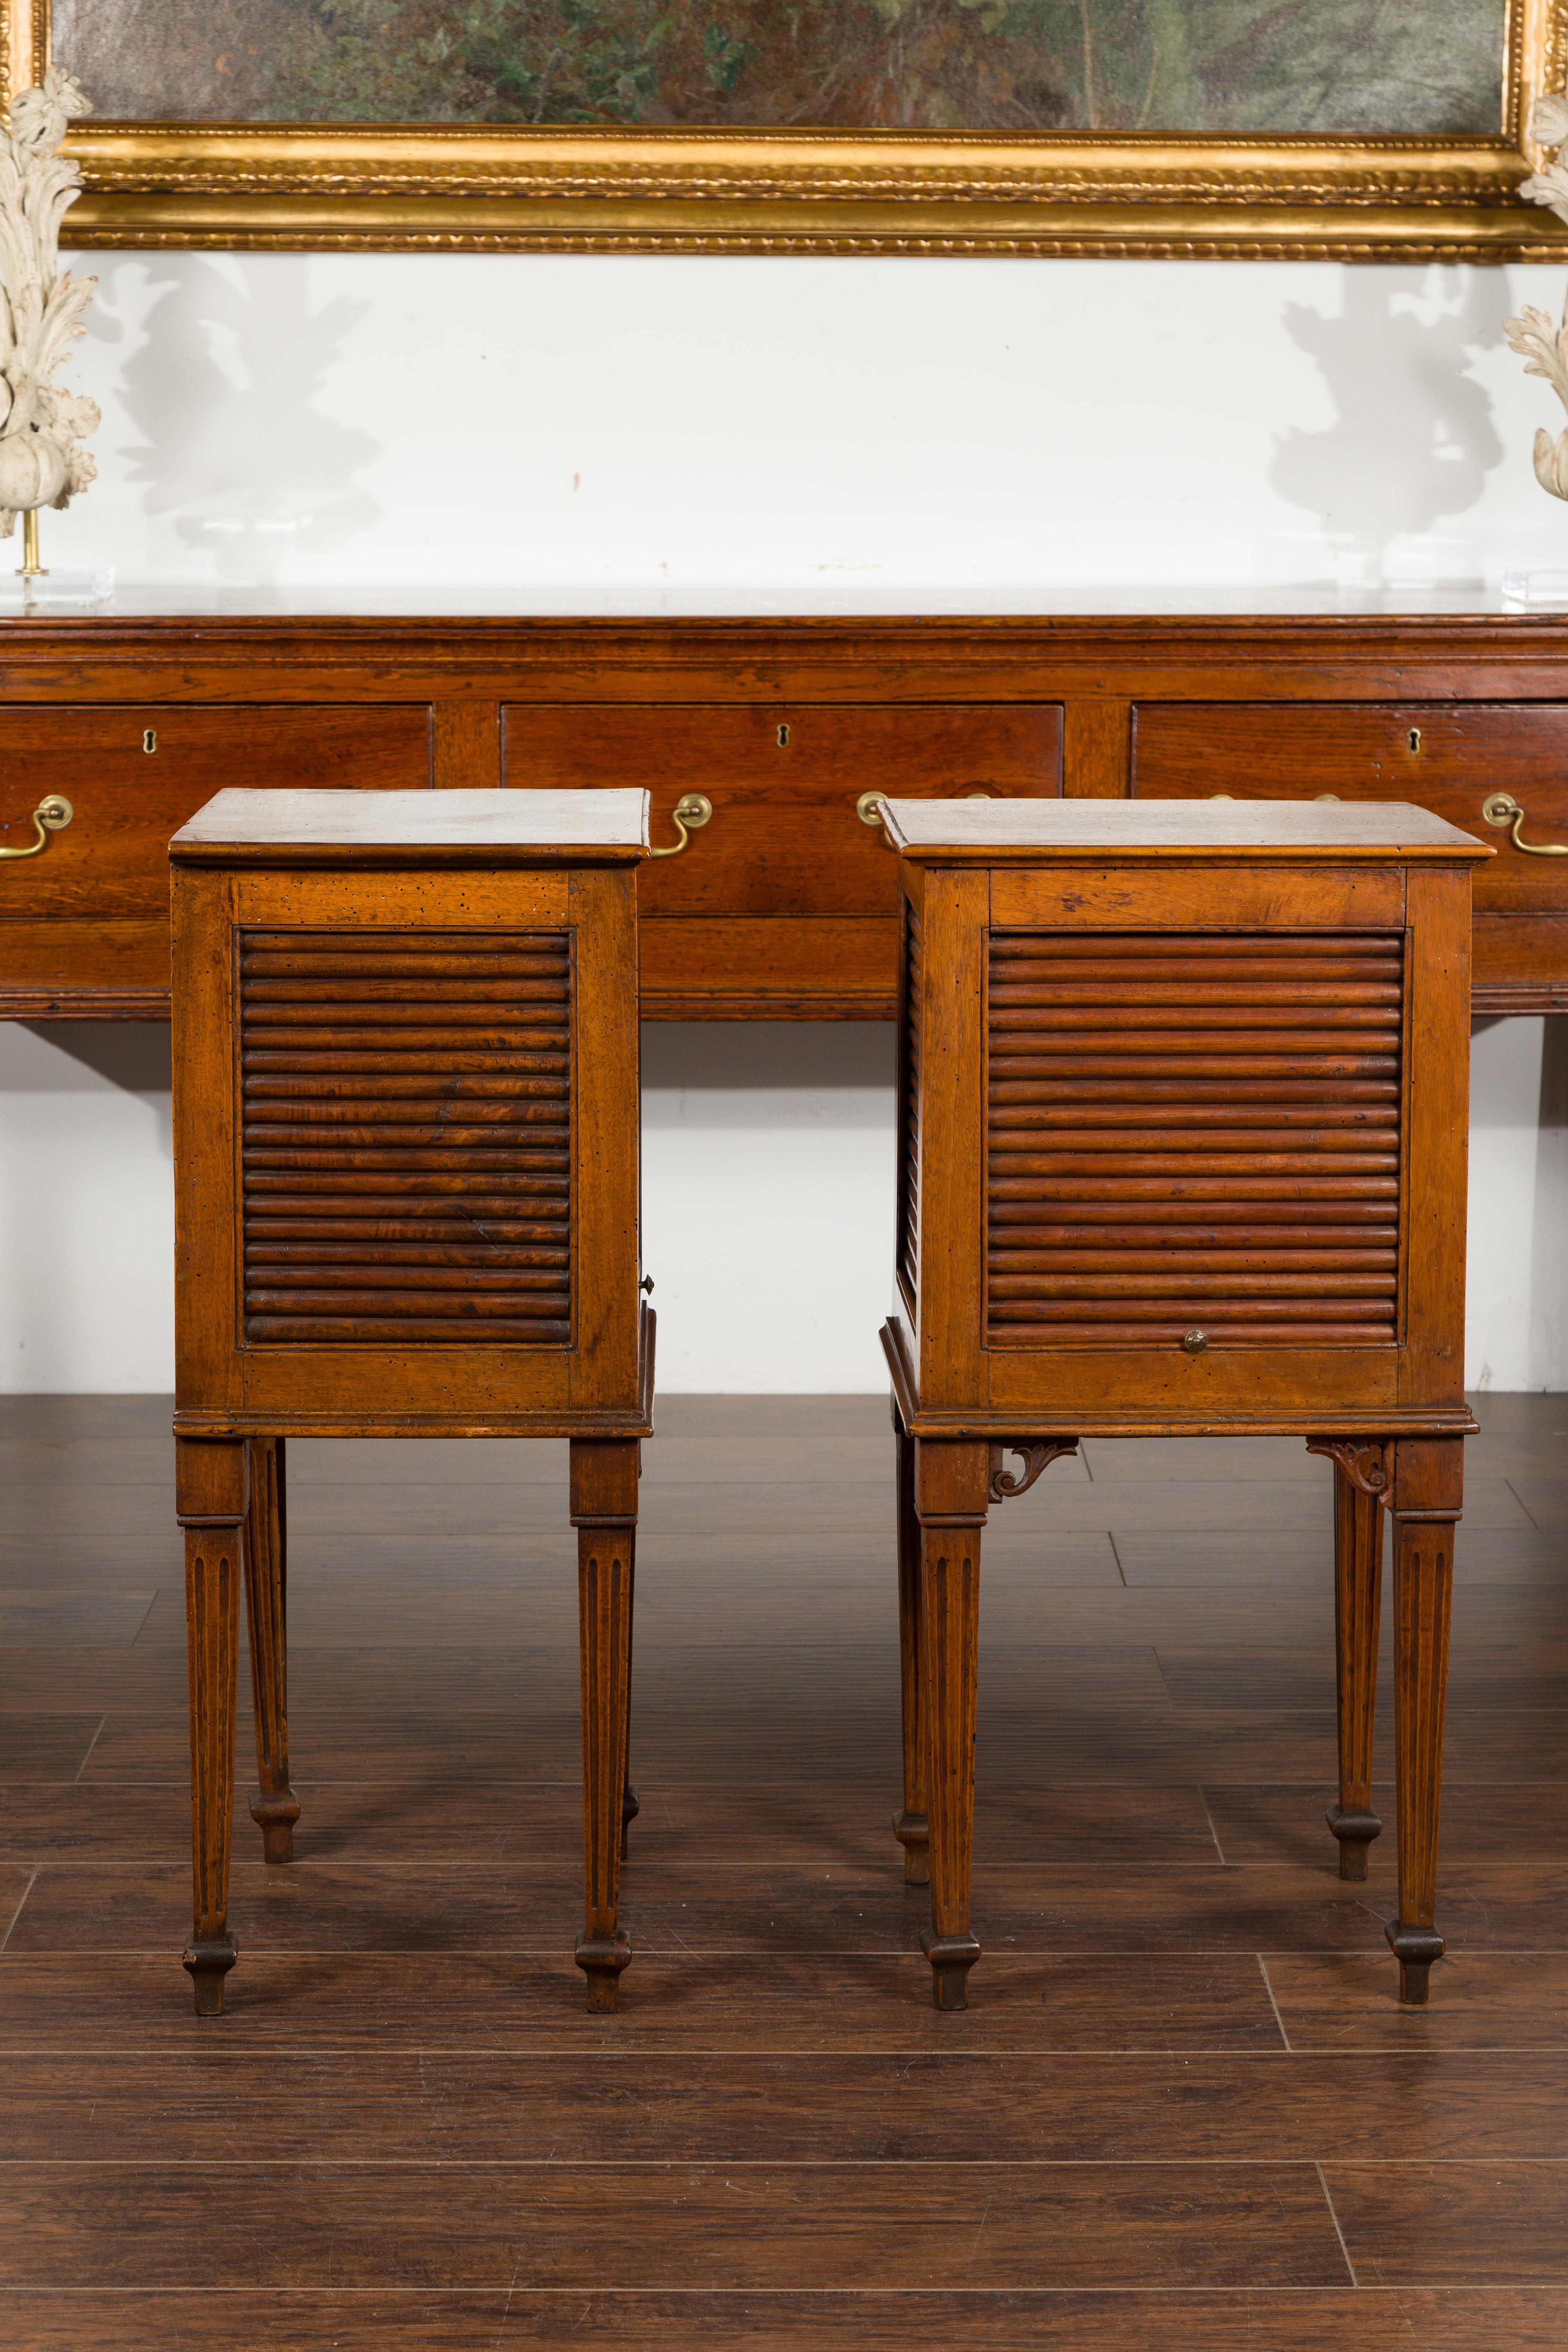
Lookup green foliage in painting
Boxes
[52,0,1511,135]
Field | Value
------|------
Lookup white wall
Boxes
[0,1011,1549,1393]
[4,251,1566,1390]
[34,253,1568,593]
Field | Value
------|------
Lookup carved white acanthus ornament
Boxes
[1509,95,1568,501]
[0,69,98,538]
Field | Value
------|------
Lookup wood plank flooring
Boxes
[2,1389,1567,2348]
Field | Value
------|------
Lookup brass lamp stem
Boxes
[18,508,44,578]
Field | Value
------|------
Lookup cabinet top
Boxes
[0,586,1557,622]
[880,796,1492,861]
[170,787,651,863]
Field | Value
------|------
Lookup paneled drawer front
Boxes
[502,703,1061,914]
[0,706,432,917]
[1132,703,1555,911]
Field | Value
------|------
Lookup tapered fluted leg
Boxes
[1329,1462,1384,1880]
[244,1437,300,1865]
[620,1535,639,1863]
[892,1398,929,1886]
[916,1441,989,2012]
[571,1439,638,2012]
[1387,1437,1462,2005]
[178,1438,246,2017]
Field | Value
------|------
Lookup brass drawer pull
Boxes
[0,793,73,862]
[647,791,713,859]
[1482,791,1568,856]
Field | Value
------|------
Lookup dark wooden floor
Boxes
[2,1391,1567,2348]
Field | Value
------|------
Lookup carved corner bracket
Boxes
[1305,1438,1394,1501]
[989,1439,1078,1505]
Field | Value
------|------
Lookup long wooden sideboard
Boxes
[3,594,1568,1020]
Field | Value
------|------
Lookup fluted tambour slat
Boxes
[239,929,571,1345]
[986,931,1404,1349]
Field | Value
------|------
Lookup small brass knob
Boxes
[647,791,713,860]
[0,792,74,863]
[856,789,887,827]
[1182,1329,1209,1354]
[1482,791,1568,856]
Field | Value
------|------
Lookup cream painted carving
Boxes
[1510,95,1568,500]
[0,70,98,539]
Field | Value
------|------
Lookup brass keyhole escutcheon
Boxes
[1182,1329,1209,1354]
[1409,728,1422,753]
[143,729,157,753]
[776,723,790,748]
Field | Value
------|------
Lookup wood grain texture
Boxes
[0,1389,1558,2338]
[892,815,1473,2008]
[1132,700,1568,913]
[0,609,1556,1024]
[4,2289,1566,2352]
[884,796,1485,856]
[1326,1459,1384,1879]
[175,1436,245,2015]
[6,2051,1568,2164]
[239,926,573,1346]
[171,817,648,2017]
[986,930,1405,1348]
[0,2162,1351,2288]
[242,1435,299,1865]
[0,702,433,921]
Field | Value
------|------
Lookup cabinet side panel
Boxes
[569,867,642,1414]
[915,868,989,1410]
[1401,869,1473,1409]
[896,890,922,1321]
[172,867,242,1417]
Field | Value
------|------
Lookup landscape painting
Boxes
[52,0,1510,137]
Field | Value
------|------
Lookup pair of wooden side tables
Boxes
[169,789,1488,2018]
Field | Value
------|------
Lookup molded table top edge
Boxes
[170,786,652,858]
[882,795,1492,858]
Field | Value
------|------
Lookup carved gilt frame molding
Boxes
[13,0,1568,257]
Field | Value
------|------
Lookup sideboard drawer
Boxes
[0,704,432,917]
[1131,703,1565,912]
[502,702,1062,914]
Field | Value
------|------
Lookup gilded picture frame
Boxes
[13,0,1568,258]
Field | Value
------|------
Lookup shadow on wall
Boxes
[1272,267,1510,581]
[99,256,381,580]
[20,1022,173,1094]
[1531,1017,1568,1390]
[640,1023,895,1128]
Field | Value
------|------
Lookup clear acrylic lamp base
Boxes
[0,565,115,609]
[1501,570,1568,609]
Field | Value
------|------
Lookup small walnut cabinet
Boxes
[879,798,1489,2011]
[170,787,653,2015]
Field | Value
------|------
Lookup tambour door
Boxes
[173,861,643,1429]
[978,919,1412,1420]
[237,924,574,1353]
